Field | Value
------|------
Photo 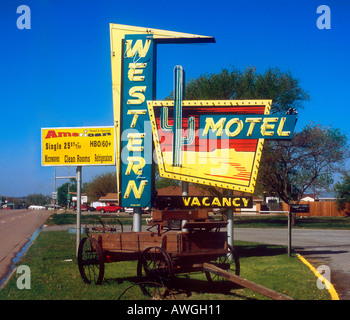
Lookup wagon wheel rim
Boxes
[85,218,104,236]
[77,237,105,285]
[118,281,175,300]
[137,247,174,298]
[103,218,123,233]
[205,245,240,284]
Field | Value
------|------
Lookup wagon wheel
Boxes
[85,217,104,236]
[77,237,105,285]
[118,281,175,300]
[104,218,123,233]
[137,247,174,298]
[205,245,240,284]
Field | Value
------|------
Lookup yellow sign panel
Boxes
[148,100,272,193]
[41,127,115,166]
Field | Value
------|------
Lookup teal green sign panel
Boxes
[121,34,155,208]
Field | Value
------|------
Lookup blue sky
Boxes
[0,0,349,197]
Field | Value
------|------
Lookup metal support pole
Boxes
[76,166,82,257]
[181,181,189,232]
[133,207,142,232]
[54,167,56,193]
[54,167,57,214]
[288,211,292,257]
[226,190,234,250]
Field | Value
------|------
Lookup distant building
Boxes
[99,193,119,203]
[300,194,317,202]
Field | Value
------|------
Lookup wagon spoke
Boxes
[85,218,104,236]
[205,245,240,285]
[77,237,105,285]
[137,247,174,298]
[103,218,123,233]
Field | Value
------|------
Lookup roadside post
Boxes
[76,166,82,257]
[181,181,189,232]
[226,190,234,251]
[132,207,142,232]
[288,210,292,257]
[52,191,57,213]
[288,204,310,256]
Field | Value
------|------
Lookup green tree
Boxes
[85,172,117,202]
[258,123,349,205]
[334,171,350,214]
[57,179,89,206]
[184,66,310,114]
[57,179,77,206]
[26,193,50,206]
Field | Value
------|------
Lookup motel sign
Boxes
[110,24,297,208]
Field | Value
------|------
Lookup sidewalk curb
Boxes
[296,253,339,300]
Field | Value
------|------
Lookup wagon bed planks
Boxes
[92,231,182,254]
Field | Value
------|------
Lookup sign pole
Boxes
[181,182,189,232]
[76,166,82,257]
[133,208,142,232]
[226,190,234,252]
[288,210,292,257]
[54,167,57,214]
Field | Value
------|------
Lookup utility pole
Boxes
[181,182,189,232]
[76,166,82,257]
[226,189,234,252]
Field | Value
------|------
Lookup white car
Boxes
[124,207,133,215]
[124,207,150,214]
[28,205,46,210]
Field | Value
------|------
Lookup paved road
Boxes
[0,209,51,287]
[233,227,350,300]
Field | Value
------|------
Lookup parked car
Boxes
[124,207,133,215]
[96,203,122,213]
[124,207,150,215]
[73,204,96,211]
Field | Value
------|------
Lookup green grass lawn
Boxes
[47,212,350,230]
[46,213,136,227]
[0,231,331,300]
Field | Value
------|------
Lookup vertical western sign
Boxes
[110,23,215,208]
[121,34,154,208]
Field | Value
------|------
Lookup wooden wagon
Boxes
[77,209,239,296]
[77,209,292,299]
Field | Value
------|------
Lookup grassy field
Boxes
[47,212,350,230]
[0,230,331,300]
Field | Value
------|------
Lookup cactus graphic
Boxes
[160,66,195,167]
